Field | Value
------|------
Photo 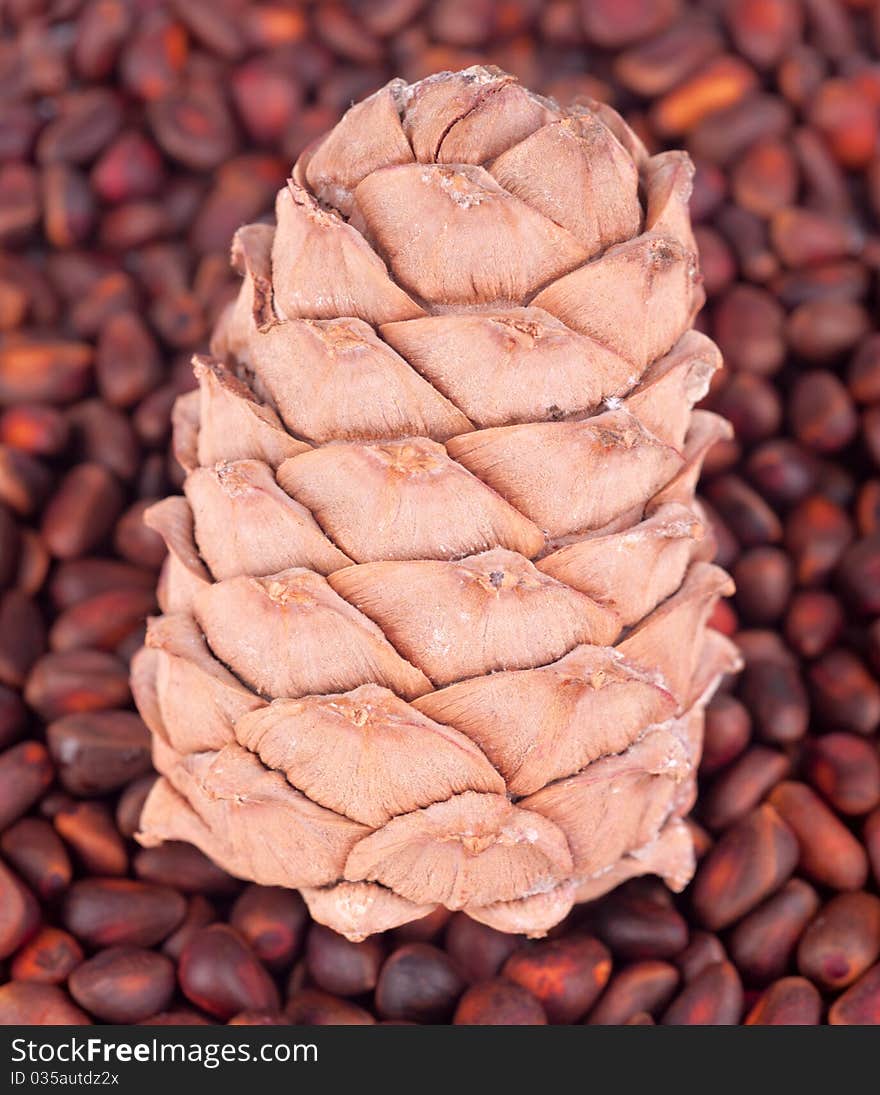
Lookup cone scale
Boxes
[133,67,739,941]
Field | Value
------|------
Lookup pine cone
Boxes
[133,67,740,941]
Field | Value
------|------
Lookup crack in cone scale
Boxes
[132,66,739,941]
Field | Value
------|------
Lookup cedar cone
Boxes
[133,67,739,940]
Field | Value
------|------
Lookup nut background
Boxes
[1,0,880,1026]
